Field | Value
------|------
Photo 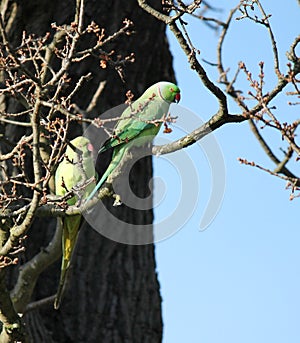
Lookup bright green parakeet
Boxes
[54,136,96,309]
[86,81,180,202]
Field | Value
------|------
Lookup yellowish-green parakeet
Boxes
[54,136,96,309]
[86,81,180,202]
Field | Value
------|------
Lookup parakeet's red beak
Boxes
[175,92,181,103]
[87,143,94,152]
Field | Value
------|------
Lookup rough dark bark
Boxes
[1,0,175,342]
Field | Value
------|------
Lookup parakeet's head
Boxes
[144,81,181,103]
[157,81,181,103]
[67,136,94,158]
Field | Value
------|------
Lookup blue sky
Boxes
[153,1,300,342]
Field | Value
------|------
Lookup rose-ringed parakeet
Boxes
[54,136,96,309]
[86,81,180,202]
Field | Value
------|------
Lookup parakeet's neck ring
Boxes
[157,83,164,101]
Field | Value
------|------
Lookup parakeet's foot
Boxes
[113,194,122,206]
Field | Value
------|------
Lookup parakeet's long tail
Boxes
[54,215,81,309]
[86,146,125,203]
[85,168,110,203]
[54,258,69,310]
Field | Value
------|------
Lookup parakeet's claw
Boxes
[113,194,122,207]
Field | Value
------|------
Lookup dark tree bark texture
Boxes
[1,0,175,342]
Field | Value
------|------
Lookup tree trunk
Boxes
[1,0,175,342]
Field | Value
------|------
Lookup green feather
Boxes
[87,81,180,202]
[54,136,96,309]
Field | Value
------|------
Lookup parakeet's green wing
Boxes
[100,123,157,152]
[99,97,169,153]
